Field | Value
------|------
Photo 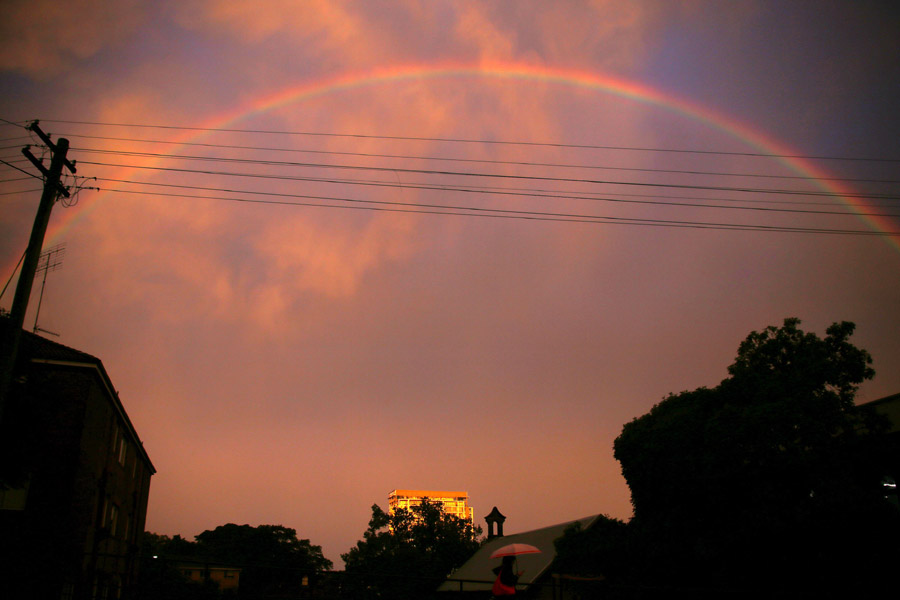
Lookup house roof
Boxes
[437,514,599,593]
[861,393,900,433]
[2,317,155,473]
[165,555,243,571]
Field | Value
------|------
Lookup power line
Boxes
[93,176,900,219]
[6,117,896,237]
[63,139,900,185]
[36,118,900,163]
[0,159,43,180]
[14,119,900,197]
[91,180,896,236]
[12,147,900,209]
[98,187,891,236]
[100,173,899,210]
[9,152,895,209]
[0,188,42,196]
[77,159,900,201]
[357,177,900,209]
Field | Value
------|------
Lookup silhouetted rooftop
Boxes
[438,514,599,593]
[1,314,155,472]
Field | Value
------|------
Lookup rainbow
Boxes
[39,61,900,251]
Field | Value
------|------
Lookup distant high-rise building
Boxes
[388,489,474,524]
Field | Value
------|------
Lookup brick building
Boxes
[0,319,155,599]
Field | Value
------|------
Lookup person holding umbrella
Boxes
[492,556,520,596]
[490,543,540,597]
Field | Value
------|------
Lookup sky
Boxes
[1,1,898,566]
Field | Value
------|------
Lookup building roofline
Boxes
[389,489,469,497]
[2,314,158,474]
[860,392,900,408]
[2,316,154,472]
[437,514,601,593]
[30,357,156,473]
[162,555,243,570]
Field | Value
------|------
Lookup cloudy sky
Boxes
[2,1,898,565]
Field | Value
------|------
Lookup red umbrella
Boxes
[490,543,541,559]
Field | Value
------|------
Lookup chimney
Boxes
[484,506,506,540]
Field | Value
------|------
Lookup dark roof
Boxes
[860,393,900,434]
[164,556,243,571]
[861,392,900,408]
[438,514,599,593]
[22,330,100,366]
[2,316,155,473]
[2,315,98,365]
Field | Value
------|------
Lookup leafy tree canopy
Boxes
[195,523,332,572]
[612,318,896,593]
[615,318,881,523]
[341,501,482,599]
[196,524,331,598]
[139,525,331,599]
[553,515,629,580]
[137,533,218,600]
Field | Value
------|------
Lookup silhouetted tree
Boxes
[612,318,897,596]
[136,533,215,600]
[144,532,199,557]
[554,516,630,583]
[136,526,330,599]
[196,524,332,599]
[341,501,482,600]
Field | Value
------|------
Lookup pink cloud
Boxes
[0,0,146,77]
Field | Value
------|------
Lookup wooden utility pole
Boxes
[0,121,76,424]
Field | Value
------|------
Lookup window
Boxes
[0,480,29,511]
[112,423,127,466]
[60,582,75,600]
[117,434,127,466]
[108,503,119,537]
[100,498,108,528]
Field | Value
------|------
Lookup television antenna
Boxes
[33,242,65,337]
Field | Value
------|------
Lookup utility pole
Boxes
[0,121,76,425]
